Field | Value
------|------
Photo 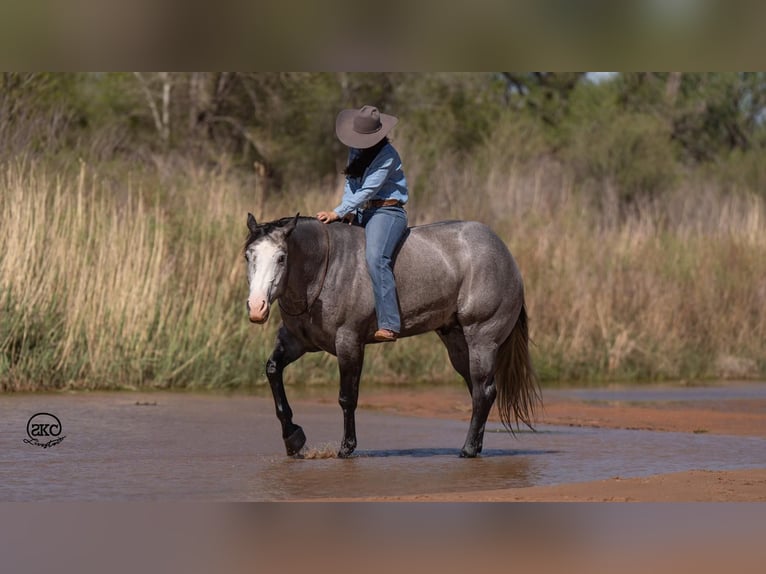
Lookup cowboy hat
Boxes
[335,105,398,149]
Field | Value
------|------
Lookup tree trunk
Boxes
[665,72,682,105]
[159,72,171,144]
[134,72,172,147]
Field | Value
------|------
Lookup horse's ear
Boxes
[283,213,300,237]
[247,213,258,234]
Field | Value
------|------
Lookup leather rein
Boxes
[278,222,331,317]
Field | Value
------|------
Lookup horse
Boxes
[244,213,541,458]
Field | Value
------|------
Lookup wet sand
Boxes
[326,382,766,502]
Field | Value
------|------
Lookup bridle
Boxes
[278,222,331,317]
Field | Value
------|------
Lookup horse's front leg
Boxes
[266,324,307,456]
[335,333,365,458]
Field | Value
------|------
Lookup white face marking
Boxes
[246,237,287,321]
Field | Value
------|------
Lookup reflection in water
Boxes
[0,390,763,501]
[253,448,547,500]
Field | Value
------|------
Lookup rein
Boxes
[278,222,331,317]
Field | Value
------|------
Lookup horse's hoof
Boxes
[459,448,478,458]
[337,444,356,458]
[284,426,306,456]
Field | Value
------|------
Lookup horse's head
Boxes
[244,213,298,323]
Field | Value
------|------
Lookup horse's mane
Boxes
[244,215,319,250]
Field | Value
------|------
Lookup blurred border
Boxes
[0,0,764,68]
[1,503,764,574]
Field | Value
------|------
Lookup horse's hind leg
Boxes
[437,325,472,395]
[266,325,308,456]
[460,336,500,458]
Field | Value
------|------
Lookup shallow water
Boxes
[1,388,764,501]
[550,382,766,403]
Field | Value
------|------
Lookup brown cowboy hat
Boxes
[335,105,398,149]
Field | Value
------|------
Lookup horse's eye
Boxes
[277,254,285,264]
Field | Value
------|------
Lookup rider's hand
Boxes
[316,211,340,224]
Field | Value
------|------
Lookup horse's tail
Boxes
[495,300,542,432]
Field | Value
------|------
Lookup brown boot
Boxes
[373,329,398,342]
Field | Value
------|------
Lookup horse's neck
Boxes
[284,222,327,305]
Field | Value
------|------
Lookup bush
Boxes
[567,111,679,207]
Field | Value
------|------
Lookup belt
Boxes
[365,199,402,209]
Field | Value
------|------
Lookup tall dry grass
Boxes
[399,134,766,382]
[2,160,261,390]
[1,154,765,391]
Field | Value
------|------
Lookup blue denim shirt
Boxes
[333,142,408,219]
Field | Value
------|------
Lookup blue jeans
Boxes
[360,206,408,333]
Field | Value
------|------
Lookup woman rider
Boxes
[316,105,408,342]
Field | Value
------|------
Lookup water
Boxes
[549,382,766,403]
[1,388,764,501]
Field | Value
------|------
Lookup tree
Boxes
[0,73,85,156]
[501,72,587,128]
[133,72,173,147]
[616,72,766,162]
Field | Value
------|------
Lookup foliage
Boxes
[568,110,679,207]
[4,72,766,203]
[615,72,766,162]
[2,73,766,390]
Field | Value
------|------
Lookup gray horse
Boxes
[244,213,540,458]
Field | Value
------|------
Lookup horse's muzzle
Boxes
[247,298,270,324]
